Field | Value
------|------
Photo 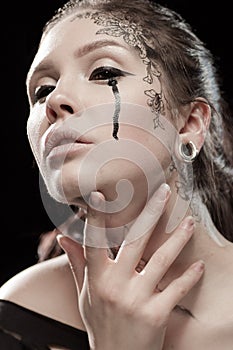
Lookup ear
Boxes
[179,98,211,151]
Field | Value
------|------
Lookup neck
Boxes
[140,193,230,297]
[103,182,230,281]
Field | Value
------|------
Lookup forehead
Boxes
[30,13,137,70]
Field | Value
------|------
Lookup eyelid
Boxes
[28,72,58,103]
[32,84,55,104]
[89,65,135,81]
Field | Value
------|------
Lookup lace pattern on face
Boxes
[71,11,165,129]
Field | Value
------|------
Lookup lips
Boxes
[44,126,93,157]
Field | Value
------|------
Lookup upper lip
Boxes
[44,126,93,157]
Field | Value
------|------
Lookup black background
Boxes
[2,1,233,286]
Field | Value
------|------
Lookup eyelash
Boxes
[34,85,55,104]
[33,66,128,103]
[89,66,127,81]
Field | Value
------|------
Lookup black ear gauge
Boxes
[108,78,121,140]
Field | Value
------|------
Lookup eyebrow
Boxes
[73,39,130,58]
[26,39,130,84]
[26,62,54,86]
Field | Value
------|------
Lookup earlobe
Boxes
[179,98,211,151]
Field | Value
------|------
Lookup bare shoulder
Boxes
[0,254,85,330]
[0,254,71,301]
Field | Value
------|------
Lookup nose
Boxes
[46,89,81,124]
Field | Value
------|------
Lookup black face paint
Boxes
[108,78,121,140]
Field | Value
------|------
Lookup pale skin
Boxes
[1,11,233,350]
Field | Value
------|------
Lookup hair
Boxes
[37,0,233,260]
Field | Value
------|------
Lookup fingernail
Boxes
[192,260,205,273]
[89,191,102,209]
[180,216,195,231]
[157,183,171,201]
[56,234,66,251]
[56,233,63,242]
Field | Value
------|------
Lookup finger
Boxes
[57,235,86,295]
[57,206,86,236]
[141,216,194,293]
[154,259,205,313]
[83,191,110,273]
[116,183,171,273]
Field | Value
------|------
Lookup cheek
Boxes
[121,79,148,107]
[26,109,48,163]
[120,124,170,156]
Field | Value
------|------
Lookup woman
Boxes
[1,0,233,349]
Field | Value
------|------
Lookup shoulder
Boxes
[0,254,85,330]
[0,254,71,302]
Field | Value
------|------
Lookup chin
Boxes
[39,171,76,205]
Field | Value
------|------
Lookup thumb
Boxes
[57,235,86,294]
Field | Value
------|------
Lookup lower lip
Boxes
[47,142,92,162]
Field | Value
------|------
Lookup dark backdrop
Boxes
[2,1,233,286]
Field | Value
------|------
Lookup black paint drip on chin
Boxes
[108,78,121,140]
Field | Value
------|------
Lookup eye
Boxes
[89,66,129,82]
[34,85,55,103]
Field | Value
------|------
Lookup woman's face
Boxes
[26,12,176,212]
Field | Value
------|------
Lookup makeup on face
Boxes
[108,77,120,140]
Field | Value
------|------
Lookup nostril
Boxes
[46,103,75,123]
[46,106,57,124]
[61,104,74,114]
[51,109,57,119]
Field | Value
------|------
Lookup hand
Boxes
[58,184,205,350]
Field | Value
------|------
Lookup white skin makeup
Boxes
[0,9,231,350]
[27,6,231,286]
[27,13,226,248]
[26,16,170,231]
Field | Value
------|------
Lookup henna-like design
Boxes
[189,194,201,222]
[175,180,190,201]
[72,11,164,127]
[142,57,161,84]
[169,158,177,173]
[92,12,161,85]
[144,89,164,129]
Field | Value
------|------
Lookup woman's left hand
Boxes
[58,189,204,350]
